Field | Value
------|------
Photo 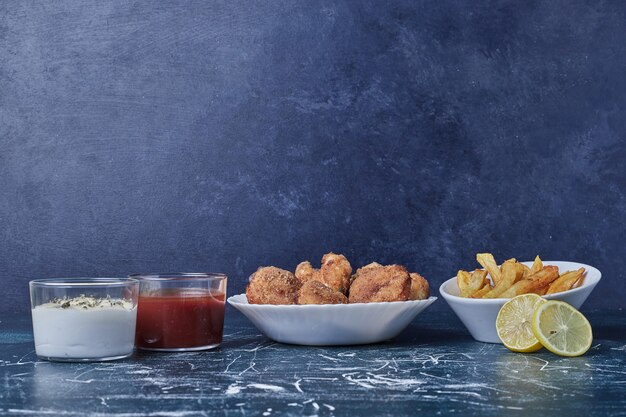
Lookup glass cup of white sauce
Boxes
[29,278,139,362]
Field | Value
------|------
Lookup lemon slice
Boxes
[496,294,546,352]
[532,300,593,357]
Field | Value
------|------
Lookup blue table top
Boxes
[1,307,625,416]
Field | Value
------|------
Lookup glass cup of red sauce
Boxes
[131,273,227,351]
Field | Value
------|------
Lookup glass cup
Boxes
[29,278,139,362]
[131,273,227,351]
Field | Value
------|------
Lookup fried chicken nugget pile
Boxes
[246,253,429,305]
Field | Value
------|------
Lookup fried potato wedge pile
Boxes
[457,253,586,299]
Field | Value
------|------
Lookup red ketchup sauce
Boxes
[135,289,225,349]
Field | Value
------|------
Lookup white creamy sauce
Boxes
[32,297,137,359]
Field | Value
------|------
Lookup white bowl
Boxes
[439,261,601,344]
[227,294,437,346]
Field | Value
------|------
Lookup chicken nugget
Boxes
[354,262,383,277]
[297,280,348,305]
[348,264,411,303]
[350,262,383,285]
[295,261,320,284]
[246,266,300,305]
[320,252,352,294]
[409,272,430,300]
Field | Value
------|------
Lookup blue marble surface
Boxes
[0,1,625,312]
[2,309,626,416]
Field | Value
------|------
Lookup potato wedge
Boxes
[476,253,501,286]
[483,259,519,298]
[471,280,493,298]
[457,270,471,293]
[459,269,489,297]
[519,263,531,278]
[573,273,586,288]
[529,255,543,275]
[546,268,585,295]
[467,269,489,297]
[472,269,488,282]
[500,266,559,298]
[530,286,549,296]
[502,258,517,266]
[514,262,528,280]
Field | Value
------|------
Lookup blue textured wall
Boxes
[1,1,624,313]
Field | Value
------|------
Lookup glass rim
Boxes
[29,278,138,288]
[128,272,227,282]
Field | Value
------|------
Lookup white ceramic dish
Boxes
[439,261,601,344]
[227,294,437,346]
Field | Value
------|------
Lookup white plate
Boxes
[439,261,601,344]
[227,294,437,346]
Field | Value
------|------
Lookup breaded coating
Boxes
[297,280,348,305]
[295,261,320,284]
[320,252,352,294]
[246,266,300,305]
[350,262,383,286]
[349,264,411,303]
[357,262,383,274]
[409,272,430,300]
[351,262,383,284]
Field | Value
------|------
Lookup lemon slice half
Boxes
[496,294,546,352]
[531,300,593,357]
